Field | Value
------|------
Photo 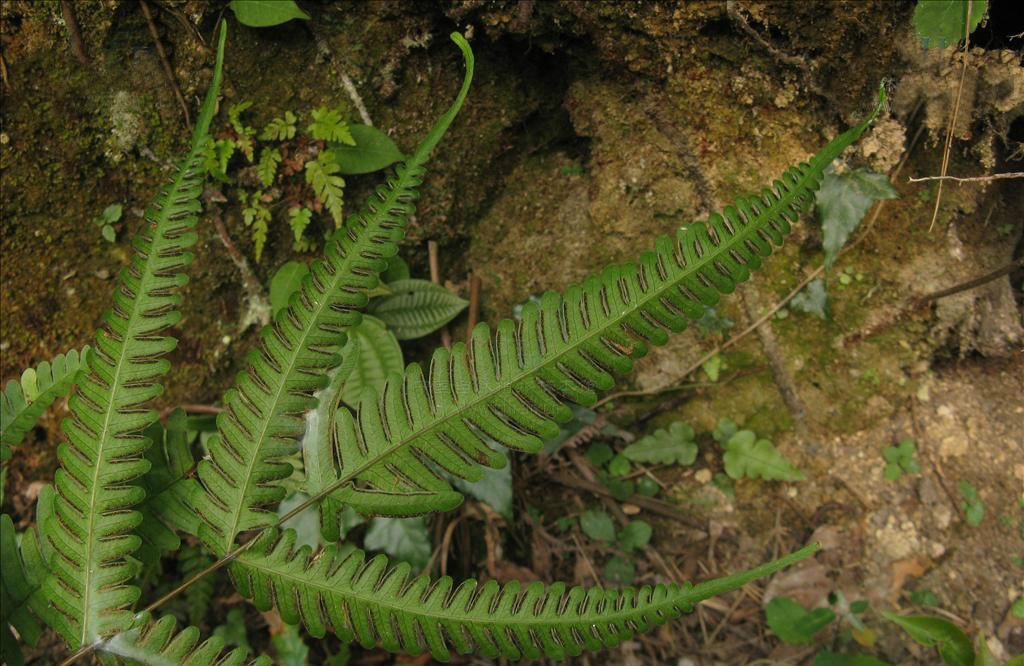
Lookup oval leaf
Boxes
[368,279,468,340]
[229,0,310,27]
[341,316,404,406]
[579,509,615,542]
[329,124,407,175]
[881,613,974,666]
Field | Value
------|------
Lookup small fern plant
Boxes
[0,23,887,666]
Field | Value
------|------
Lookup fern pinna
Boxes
[0,23,890,666]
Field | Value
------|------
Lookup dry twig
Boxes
[910,171,1024,183]
[140,0,191,130]
[60,0,89,63]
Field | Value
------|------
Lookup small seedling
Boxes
[764,596,836,645]
[882,438,920,481]
[958,481,985,527]
[714,418,804,481]
[93,203,122,243]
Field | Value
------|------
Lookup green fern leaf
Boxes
[99,614,270,666]
[622,421,698,465]
[288,206,312,243]
[260,111,297,141]
[722,430,804,481]
[0,347,89,458]
[242,193,271,261]
[39,24,228,648]
[307,108,354,144]
[319,85,887,518]
[194,33,475,557]
[368,279,468,340]
[305,155,345,227]
[232,528,816,661]
[257,147,281,187]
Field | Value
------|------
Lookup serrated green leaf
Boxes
[816,168,899,268]
[257,147,281,187]
[723,430,805,481]
[305,155,345,227]
[260,111,297,141]
[228,101,254,136]
[308,108,354,144]
[340,316,404,407]
[288,207,312,244]
[364,517,431,570]
[617,520,652,552]
[367,279,468,340]
[623,421,698,465]
[328,124,406,175]
[912,0,988,48]
[580,510,615,542]
[229,0,310,27]
[765,597,836,645]
[791,278,828,319]
[882,613,974,666]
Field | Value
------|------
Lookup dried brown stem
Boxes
[140,0,191,130]
[60,0,89,63]
[551,471,706,531]
[466,274,482,339]
[910,171,1024,183]
[428,240,452,348]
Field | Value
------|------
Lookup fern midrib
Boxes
[326,159,825,501]
[76,148,203,646]
[219,166,423,549]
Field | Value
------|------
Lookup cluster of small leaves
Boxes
[92,203,122,243]
[958,481,985,527]
[882,438,920,481]
[576,509,652,585]
[713,418,804,481]
[205,101,405,260]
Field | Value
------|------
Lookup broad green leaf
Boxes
[381,256,410,283]
[101,204,122,223]
[912,0,988,48]
[765,597,836,645]
[328,124,407,175]
[367,279,468,340]
[340,316,404,406]
[635,477,659,497]
[617,520,652,552]
[791,278,828,319]
[364,517,431,570]
[816,168,899,268]
[602,556,635,585]
[269,261,310,317]
[623,421,698,465]
[813,651,892,666]
[723,430,805,481]
[229,0,310,27]
[585,442,614,468]
[580,509,616,542]
[882,613,974,666]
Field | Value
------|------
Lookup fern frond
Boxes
[0,347,89,459]
[320,86,888,517]
[307,107,354,144]
[257,147,281,187]
[99,614,269,666]
[260,111,297,141]
[39,24,228,648]
[194,33,475,557]
[305,155,345,227]
[232,528,816,661]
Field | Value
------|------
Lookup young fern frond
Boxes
[194,33,475,557]
[231,528,816,661]
[317,87,889,518]
[39,25,228,648]
[0,347,90,459]
[99,614,269,666]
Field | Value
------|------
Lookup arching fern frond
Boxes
[99,614,269,666]
[195,33,475,557]
[318,87,889,517]
[40,24,228,648]
[0,347,89,460]
[231,528,816,661]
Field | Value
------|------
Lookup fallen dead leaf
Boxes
[887,556,931,604]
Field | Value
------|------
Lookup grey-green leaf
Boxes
[617,520,652,552]
[229,0,310,27]
[816,168,899,268]
[790,278,828,319]
[579,509,616,542]
[363,517,431,570]
[723,431,805,481]
[328,124,407,175]
[341,316,404,406]
[368,279,468,340]
[622,421,698,465]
